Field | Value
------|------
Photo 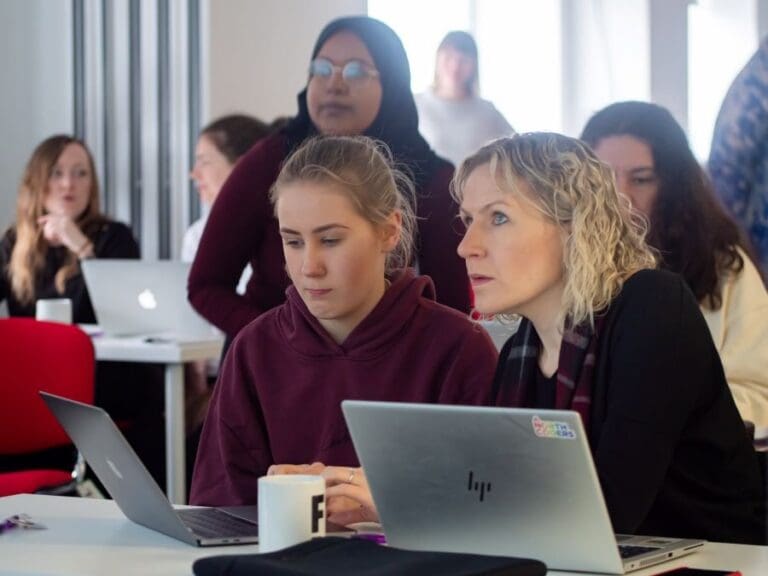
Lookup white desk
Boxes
[90,332,223,504]
[2,495,767,576]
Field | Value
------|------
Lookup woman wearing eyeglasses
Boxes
[188,16,471,341]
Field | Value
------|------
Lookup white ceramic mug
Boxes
[35,298,73,324]
[257,474,325,553]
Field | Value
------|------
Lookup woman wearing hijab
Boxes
[188,16,471,340]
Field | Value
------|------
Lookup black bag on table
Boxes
[192,536,547,576]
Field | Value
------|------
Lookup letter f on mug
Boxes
[258,475,326,553]
[311,494,325,533]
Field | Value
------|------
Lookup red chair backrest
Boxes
[0,318,94,454]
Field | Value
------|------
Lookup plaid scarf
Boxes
[494,315,606,432]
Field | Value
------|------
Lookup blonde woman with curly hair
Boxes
[318,133,766,544]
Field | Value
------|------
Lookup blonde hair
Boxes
[452,133,657,328]
[9,135,104,304]
[270,135,416,274]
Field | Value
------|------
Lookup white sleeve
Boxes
[709,251,768,428]
[181,219,204,263]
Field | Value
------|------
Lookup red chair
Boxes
[0,318,94,496]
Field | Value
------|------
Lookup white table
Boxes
[1,495,767,576]
[89,331,223,504]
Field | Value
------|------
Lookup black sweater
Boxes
[0,220,138,322]
[494,269,766,544]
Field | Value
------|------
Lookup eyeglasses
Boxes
[309,58,380,85]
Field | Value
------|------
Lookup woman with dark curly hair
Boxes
[581,101,768,429]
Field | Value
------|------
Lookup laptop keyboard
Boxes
[618,544,659,558]
[177,508,260,539]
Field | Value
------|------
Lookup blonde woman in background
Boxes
[0,135,166,485]
[0,135,138,317]
[415,30,513,166]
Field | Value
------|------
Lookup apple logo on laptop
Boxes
[138,289,158,310]
[106,459,124,479]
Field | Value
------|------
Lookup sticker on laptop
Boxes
[532,415,577,439]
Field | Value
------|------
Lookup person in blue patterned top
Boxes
[709,38,768,280]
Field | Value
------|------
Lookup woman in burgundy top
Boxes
[188,16,471,341]
[189,136,496,506]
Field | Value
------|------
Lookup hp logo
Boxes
[467,471,491,502]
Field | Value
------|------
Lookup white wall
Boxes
[206,0,367,123]
[2,1,762,250]
[688,0,759,158]
[561,0,650,137]
[0,0,73,230]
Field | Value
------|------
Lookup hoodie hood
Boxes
[277,269,434,359]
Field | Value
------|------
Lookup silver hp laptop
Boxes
[81,259,214,340]
[40,392,260,546]
[342,401,705,574]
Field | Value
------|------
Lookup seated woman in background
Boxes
[581,101,768,430]
[183,113,270,283]
[415,30,514,167]
[0,135,164,481]
[0,135,138,316]
[183,114,271,432]
[189,135,498,506]
[188,16,471,344]
[318,133,766,544]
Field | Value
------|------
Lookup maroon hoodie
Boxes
[190,270,497,506]
[187,132,471,340]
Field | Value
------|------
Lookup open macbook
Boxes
[41,392,260,546]
[81,259,215,340]
[342,401,705,574]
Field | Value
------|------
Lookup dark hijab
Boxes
[282,16,448,190]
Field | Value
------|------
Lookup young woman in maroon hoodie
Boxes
[189,136,498,506]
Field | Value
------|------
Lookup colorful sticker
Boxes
[531,415,577,439]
